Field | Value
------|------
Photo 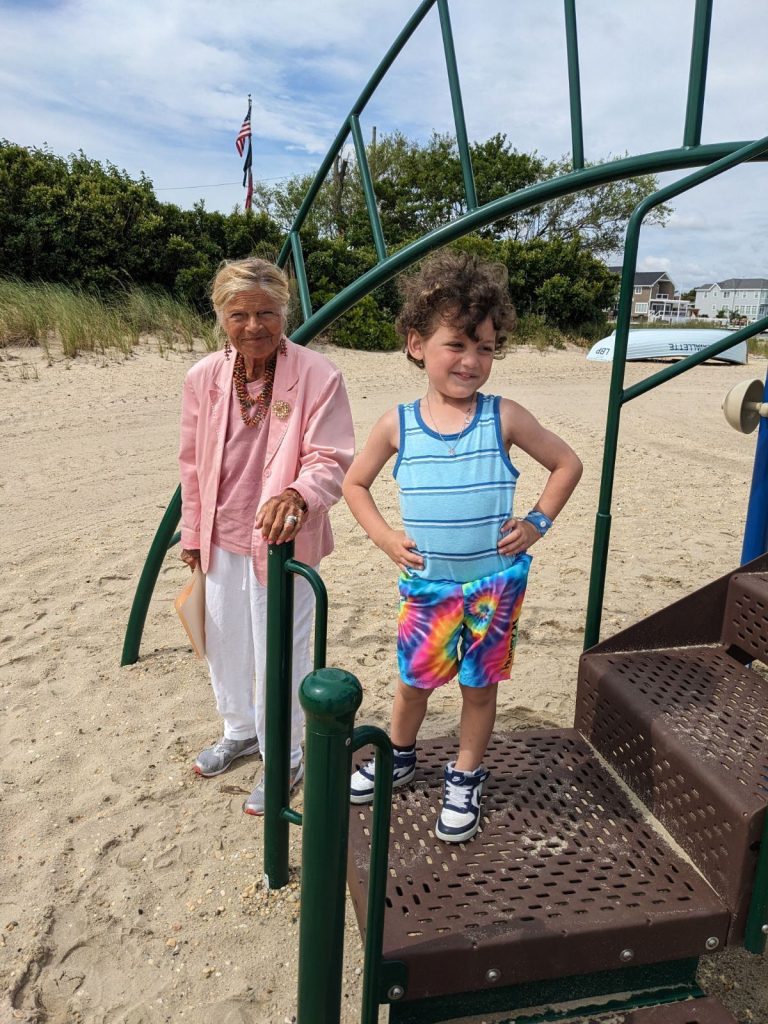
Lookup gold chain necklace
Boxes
[425,393,475,456]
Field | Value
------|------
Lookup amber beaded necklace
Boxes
[232,351,277,428]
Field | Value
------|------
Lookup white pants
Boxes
[204,544,314,769]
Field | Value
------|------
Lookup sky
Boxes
[2,0,767,291]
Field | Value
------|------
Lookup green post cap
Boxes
[299,668,363,723]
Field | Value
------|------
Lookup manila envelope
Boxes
[174,565,206,659]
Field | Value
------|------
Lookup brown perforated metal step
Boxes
[722,570,768,664]
[576,996,736,1022]
[577,639,768,939]
[347,731,728,1005]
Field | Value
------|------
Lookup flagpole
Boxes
[245,94,253,213]
[236,94,254,213]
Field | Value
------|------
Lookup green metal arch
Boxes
[283,142,767,349]
[122,0,766,664]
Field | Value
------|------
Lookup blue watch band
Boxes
[523,510,553,536]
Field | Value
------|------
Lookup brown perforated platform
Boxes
[577,570,768,939]
[347,731,728,1004]
[577,996,736,1022]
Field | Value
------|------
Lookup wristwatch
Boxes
[523,509,553,536]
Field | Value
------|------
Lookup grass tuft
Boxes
[0,279,217,356]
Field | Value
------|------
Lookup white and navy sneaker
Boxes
[434,762,490,843]
[350,747,417,804]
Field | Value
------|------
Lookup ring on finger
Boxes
[284,514,299,526]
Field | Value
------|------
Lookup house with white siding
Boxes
[694,279,768,322]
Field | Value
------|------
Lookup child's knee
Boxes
[397,679,431,704]
[459,682,498,705]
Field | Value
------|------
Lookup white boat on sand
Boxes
[586,328,748,365]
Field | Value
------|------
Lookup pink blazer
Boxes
[179,339,354,585]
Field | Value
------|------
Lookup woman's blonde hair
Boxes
[210,257,291,324]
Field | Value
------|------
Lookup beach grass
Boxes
[0,279,218,357]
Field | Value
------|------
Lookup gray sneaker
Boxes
[243,762,304,816]
[193,736,259,777]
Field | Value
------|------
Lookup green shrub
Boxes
[330,295,400,351]
[514,314,567,351]
[573,317,610,344]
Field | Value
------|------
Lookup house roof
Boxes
[607,267,673,287]
[695,278,768,290]
[718,278,768,289]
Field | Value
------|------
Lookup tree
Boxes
[514,155,671,256]
[254,131,670,259]
[0,141,281,309]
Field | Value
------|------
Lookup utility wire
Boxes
[155,174,292,192]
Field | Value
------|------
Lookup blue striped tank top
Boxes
[393,393,520,583]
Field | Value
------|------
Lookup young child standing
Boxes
[343,251,583,843]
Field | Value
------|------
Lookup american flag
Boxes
[236,96,254,212]
[235,102,251,157]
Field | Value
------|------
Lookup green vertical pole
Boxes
[353,727,394,1024]
[349,114,387,262]
[297,668,363,1024]
[263,541,295,890]
[563,0,585,170]
[121,485,182,666]
[583,229,637,649]
[437,0,478,211]
[683,0,713,148]
[290,232,313,322]
[745,808,768,954]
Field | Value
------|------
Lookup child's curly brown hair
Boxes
[396,250,517,368]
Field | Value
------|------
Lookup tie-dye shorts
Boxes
[397,555,532,689]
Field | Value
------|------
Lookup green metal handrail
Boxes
[263,541,329,890]
[121,485,181,666]
[286,557,329,671]
[583,132,768,653]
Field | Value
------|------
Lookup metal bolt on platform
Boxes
[388,985,405,1001]
[706,936,720,950]
[485,968,501,983]
[620,948,634,963]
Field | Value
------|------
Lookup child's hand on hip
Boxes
[498,517,540,556]
[380,530,424,573]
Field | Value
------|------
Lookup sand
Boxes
[1,339,766,1023]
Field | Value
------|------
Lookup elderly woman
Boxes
[179,257,354,815]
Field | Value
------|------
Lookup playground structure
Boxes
[122,1,768,1021]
